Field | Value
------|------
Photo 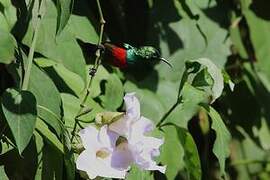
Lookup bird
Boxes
[82,41,172,68]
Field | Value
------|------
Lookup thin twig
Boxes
[70,0,105,142]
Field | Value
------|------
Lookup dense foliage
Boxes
[0,0,270,179]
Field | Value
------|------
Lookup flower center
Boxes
[96,148,110,159]
[116,136,128,146]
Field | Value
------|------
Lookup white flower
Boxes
[76,125,127,179]
[76,93,166,179]
[109,93,166,173]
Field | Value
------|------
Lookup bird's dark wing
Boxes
[103,41,134,50]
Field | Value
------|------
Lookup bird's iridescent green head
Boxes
[132,46,172,67]
[136,46,161,60]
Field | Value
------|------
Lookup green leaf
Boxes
[42,143,63,180]
[34,57,57,67]
[0,166,8,179]
[160,125,201,180]
[187,58,224,103]
[34,131,44,180]
[53,63,85,97]
[177,128,201,180]
[7,56,63,137]
[23,0,86,82]
[0,0,17,31]
[0,139,39,179]
[56,0,74,34]
[126,166,154,180]
[201,104,231,177]
[100,74,124,111]
[1,88,37,154]
[240,0,270,82]
[28,64,62,137]
[0,29,15,64]
[68,15,99,43]
[0,12,9,31]
[61,93,80,128]
[160,125,185,179]
[167,83,207,128]
[90,65,110,98]
[61,93,104,126]
[35,118,64,154]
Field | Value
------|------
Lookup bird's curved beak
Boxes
[159,57,172,68]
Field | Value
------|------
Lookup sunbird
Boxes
[85,42,172,68]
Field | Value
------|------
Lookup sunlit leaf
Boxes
[0,30,15,64]
[187,58,224,103]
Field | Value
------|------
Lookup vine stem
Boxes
[156,70,188,128]
[22,2,43,90]
[70,0,105,143]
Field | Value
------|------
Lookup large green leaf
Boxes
[7,57,63,137]
[201,104,231,178]
[52,63,85,97]
[160,125,201,180]
[67,15,99,43]
[0,12,9,32]
[35,118,64,154]
[240,0,270,81]
[166,83,207,128]
[0,29,15,64]
[28,64,63,137]
[126,166,154,180]
[56,0,74,34]
[61,93,104,126]
[23,0,86,82]
[100,74,124,111]
[1,88,37,154]
[0,0,17,31]
[160,125,185,179]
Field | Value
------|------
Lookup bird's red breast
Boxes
[104,43,127,68]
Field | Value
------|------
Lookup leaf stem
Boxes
[70,0,105,142]
[22,2,43,90]
[156,70,188,127]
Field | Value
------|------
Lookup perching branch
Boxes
[71,0,105,142]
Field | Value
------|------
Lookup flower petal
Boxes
[98,125,119,149]
[79,126,99,150]
[130,116,154,142]
[109,116,131,136]
[134,148,166,174]
[124,93,140,120]
[77,149,127,179]
[76,149,98,179]
[95,155,127,179]
[111,142,133,170]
